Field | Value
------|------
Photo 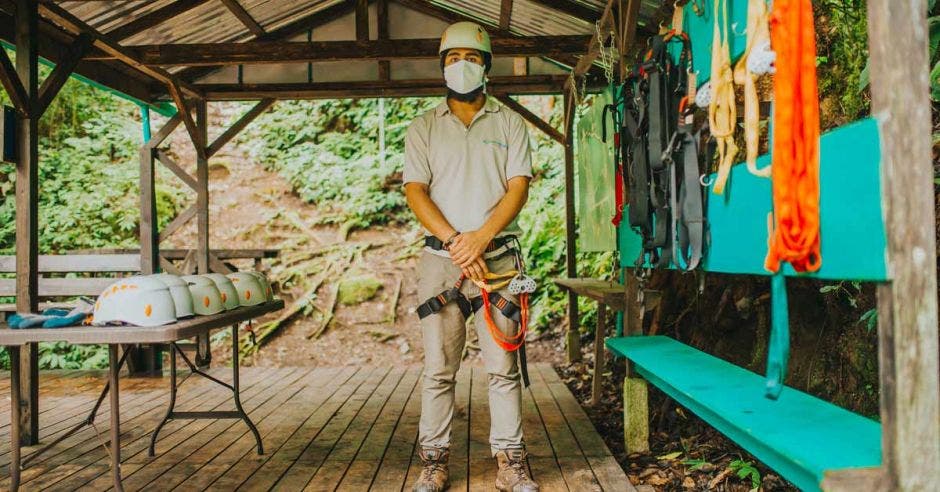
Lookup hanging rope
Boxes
[708,0,738,195]
[764,0,822,273]
[734,0,774,178]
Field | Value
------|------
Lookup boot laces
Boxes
[420,456,446,481]
[506,452,531,481]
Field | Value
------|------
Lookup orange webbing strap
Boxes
[480,280,527,352]
[764,0,822,273]
[709,0,739,195]
[734,0,773,178]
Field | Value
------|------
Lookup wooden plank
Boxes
[520,373,568,490]
[14,0,39,446]
[591,303,607,406]
[369,366,424,491]
[300,367,408,489]
[0,277,118,297]
[376,0,389,80]
[0,254,141,273]
[100,368,310,491]
[171,367,359,490]
[136,37,592,66]
[274,366,397,489]
[220,0,265,36]
[334,367,421,490]
[494,94,564,145]
[356,0,369,41]
[36,2,202,98]
[106,0,213,42]
[158,204,197,244]
[571,0,616,78]
[0,44,28,116]
[35,32,92,117]
[31,367,283,491]
[140,145,158,275]
[222,367,379,489]
[553,278,627,311]
[867,1,940,490]
[200,77,573,101]
[468,366,495,490]
[0,367,274,488]
[195,97,209,275]
[206,98,275,158]
[146,113,182,150]
[155,149,198,191]
[168,84,203,152]
[499,0,514,31]
[562,92,580,362]
[70,248,279,260]
[618,0,642,82]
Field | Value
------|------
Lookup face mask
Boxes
[444,59,486,94]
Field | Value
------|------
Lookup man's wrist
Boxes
[442,231,460,250]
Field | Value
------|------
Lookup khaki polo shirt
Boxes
[403,96,533,246]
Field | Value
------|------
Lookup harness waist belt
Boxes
[424,235,516,252]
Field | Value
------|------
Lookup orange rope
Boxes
[764,0,822,273]
[480,280,527,352]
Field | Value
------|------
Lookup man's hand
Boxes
[449,230,494,268]
[462,256,489,281]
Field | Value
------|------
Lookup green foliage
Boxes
[858,307,877,332]
[37,342,109,369]
[729,458,761,489]
[814,0,871,124]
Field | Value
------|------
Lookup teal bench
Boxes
[606,336,882,491]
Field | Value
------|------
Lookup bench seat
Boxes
[606,335,882,491]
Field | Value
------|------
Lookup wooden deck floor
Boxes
[0,363,631,491]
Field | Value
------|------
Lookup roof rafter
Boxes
[107,0,213,42]
[219,0,266,37]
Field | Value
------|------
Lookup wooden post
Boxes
[590,303,607,405]
[622,273,649,453]
[866,1,940,490]
[563,90,580,362]
[377,0,390,81]
[139,145,158,275]
[195,98,211,368]
[14,0,39,446]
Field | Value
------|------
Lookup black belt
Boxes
[424,235,516,252]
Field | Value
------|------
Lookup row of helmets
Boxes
[93,271,274,327]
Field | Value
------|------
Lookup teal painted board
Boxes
[680,0,749,87]
[606,336,882,491]
[619,118,888,281]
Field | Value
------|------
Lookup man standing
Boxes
[403,21,539,492]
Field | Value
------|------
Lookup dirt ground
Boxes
[154,103,797,491]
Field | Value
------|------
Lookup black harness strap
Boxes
[416,277,473,319]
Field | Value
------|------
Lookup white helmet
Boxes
[150,273,195,318]
[439,21,492,55]
[204,273,240,310]
[226,272,267,306]
[245,271,274,301]
[93,276,177,327]
[181,275,225,315]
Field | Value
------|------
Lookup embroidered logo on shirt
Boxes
[483,139,508,149]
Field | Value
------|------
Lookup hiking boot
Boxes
[412,447,450,492]
[495,448,540,491]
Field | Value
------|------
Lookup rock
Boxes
[338,274,383,305]
[399,340,411,354]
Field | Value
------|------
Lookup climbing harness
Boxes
[708,0,739,195]
[734,0,775,178]
[764,0,822,274]
[416,240,534,387]
[613,24,707,272]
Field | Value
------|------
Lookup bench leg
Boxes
[149,343,177,456]
[591,303,607,406]
[108,344,125,492]
[623,375,649,454]
[9,346,21,491]
[231,324,263,454]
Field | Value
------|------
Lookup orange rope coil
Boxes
[764,0,822,273]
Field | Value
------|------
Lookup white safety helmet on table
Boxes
[150,273,195,318]
[93,276,177,327]
[181,275,225,315]
[204,273,240,310]
[226,272,267,307]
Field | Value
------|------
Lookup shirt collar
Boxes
[434,96,501,117]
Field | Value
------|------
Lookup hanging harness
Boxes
[614,30,707,272]
[415,237,533,387]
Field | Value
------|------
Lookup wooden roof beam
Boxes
[37,1,202,99]
[107,0,213,42]
[196,75,605,100]
[499,0,513,31]
[123,36,591,66]
[220,0,266,37]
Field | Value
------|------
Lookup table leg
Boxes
[232,324,263,454]
[9,345,21,491]
[149,341,177,456]
[108,345,124,492]
[591,303,608,406]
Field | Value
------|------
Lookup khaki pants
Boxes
[416,251,524,455]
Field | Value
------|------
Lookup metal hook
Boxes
[731,22,747,37]
[700,174,715,187]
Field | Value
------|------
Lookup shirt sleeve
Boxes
[403,117,432,186]
[506,111,533,180]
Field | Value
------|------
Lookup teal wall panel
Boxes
[681,0,750,87]
[619,118,888,281]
